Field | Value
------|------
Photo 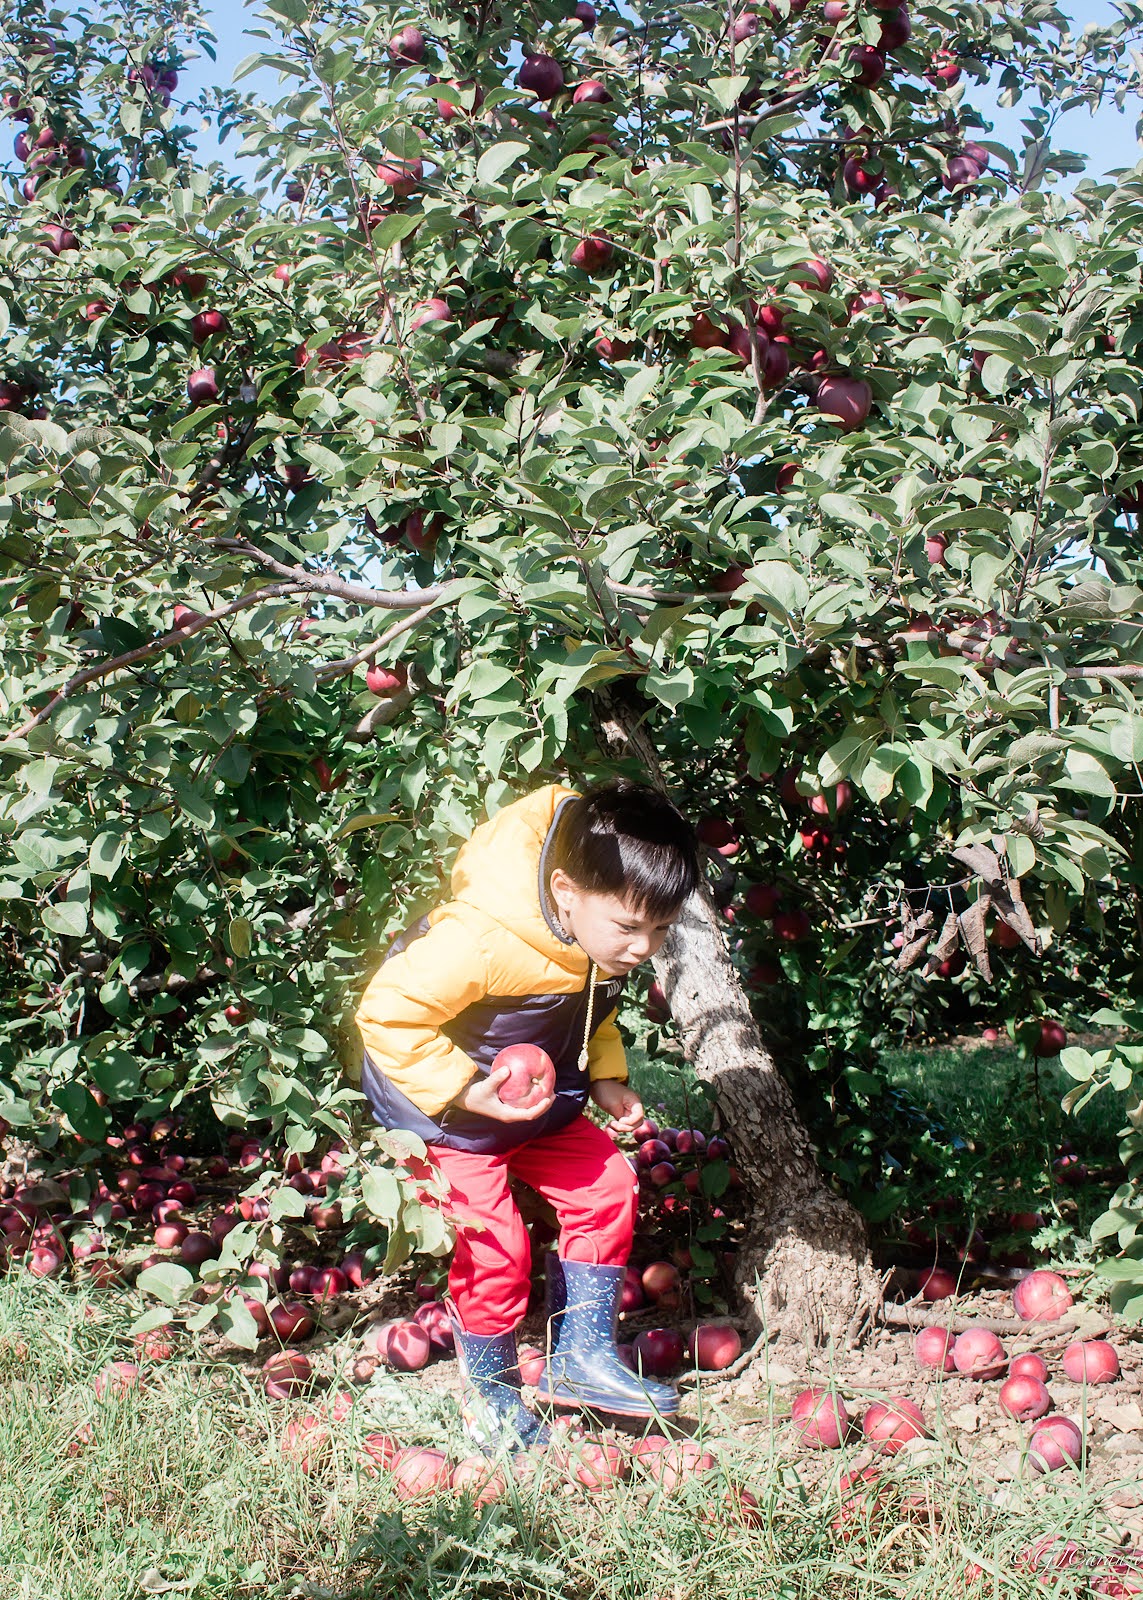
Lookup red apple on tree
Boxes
[847,45,885,86]
[772,908,811,943]
[42,224,79,254]
[1034,1019,1067,1057]
[388,25,425,63]
[926,50,961,86]
[572,79,611,104]
[190,309,228,342]
[518,53,565,100]
[571,233,614,274]
[944,155,981,190]
[791,256,834,292]
[366,661,408,696]
[696,816,740,855]
[375,156,423,197]
[186,368,219,406]
[744,882,781,917]
[595,332,633,361]
[843,156,878,195]
[877,8,911,50]
[816,374,873,431]
[410,297,452,330]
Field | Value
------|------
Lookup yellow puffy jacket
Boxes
[354,784,628,1153]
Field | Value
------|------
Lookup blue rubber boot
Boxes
[450,1312,551,1456]
[537,1259,679,1418]
[544,1251,567,1349]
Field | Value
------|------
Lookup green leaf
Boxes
[42,900,89,938]
[476,142,529,185]
[89,830,127,879]
[228,917,253,958]
[136,1263,195,1305]
[89,1049,141,1101]
[361,1165,401,1222]
[216,1296,261,1351]
[52,1083,107,1141]
[269,1185,309,1221]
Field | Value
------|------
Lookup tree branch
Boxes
[214,538,453,609]
[312,599,445,680]
[2,582,307,745]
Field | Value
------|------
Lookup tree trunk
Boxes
[653,893,882,1353]
[589,684,882,1354]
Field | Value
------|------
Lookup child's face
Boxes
[548,869,678,977]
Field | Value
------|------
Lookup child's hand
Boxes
[590,1078,645,1133]
[452,1065,557,1123]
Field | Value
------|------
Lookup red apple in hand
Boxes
[492,1044,556,1108]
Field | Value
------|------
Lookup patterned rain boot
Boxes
[450,1310,551,1455]
[537,1258,679,1417]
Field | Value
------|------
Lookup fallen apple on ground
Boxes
[791,1386,850,1449]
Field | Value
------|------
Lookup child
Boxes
[355,779,700,1451]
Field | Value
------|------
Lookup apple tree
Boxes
[2,0,1143,1344]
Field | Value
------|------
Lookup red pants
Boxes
[430,1115,638,1336]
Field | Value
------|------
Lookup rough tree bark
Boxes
[590,684,882,1355]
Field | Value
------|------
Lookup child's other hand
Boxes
[590,1078,644,1133]
[453,1065,557,1123]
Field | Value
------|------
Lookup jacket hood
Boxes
[449,784,586,971]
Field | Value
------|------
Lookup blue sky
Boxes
[180,0,1140,191]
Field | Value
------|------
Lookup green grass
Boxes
[0,1274,1133,1600]
[879,1039,1127,1240]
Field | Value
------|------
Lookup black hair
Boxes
[549,780,700,920]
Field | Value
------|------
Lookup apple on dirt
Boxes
[1028,1414,1083,1472]
[1062,1340,1119,1385]
[861,1397,928,1453]
[791,1386,850,1448]
[632,1327,684,1378]
[632,1435,716,1490]
[687,1323,742,1370]
[451,1455,507,1503]
[492,1043,556,1108]
[1012,1269,1073,1322]
[999,1373,1052,1420]
[913,1327,955,1372]
[951,1328,1007,1380]
[918,1266,957,1301]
